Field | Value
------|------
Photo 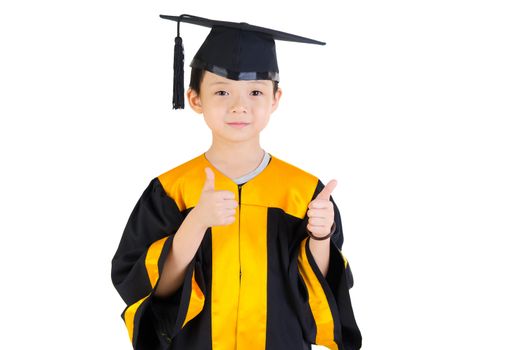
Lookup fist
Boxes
[193,167,238,228]
[307,179,337,237]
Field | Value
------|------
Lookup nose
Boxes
[230,94,247,114]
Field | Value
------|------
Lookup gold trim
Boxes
[297,237,338,349]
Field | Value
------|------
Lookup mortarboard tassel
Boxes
[173,19,185,109]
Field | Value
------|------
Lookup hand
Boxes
[192,167,238,228]
[306,179,337,238]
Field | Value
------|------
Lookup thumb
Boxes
[202,167,215,192]
[315,179,337,201]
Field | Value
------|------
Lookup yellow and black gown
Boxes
[111,152,362,350]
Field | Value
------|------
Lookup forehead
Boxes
[202,70,272,87]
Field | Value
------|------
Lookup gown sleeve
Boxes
[111,177,206,350]
[288,179,362,350]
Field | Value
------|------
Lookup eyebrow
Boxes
[209,81,269,86]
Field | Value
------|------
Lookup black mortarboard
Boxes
[159,14,326,110]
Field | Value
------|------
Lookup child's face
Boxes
[187,70,282,144]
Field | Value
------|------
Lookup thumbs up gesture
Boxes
[192,167,239,228]
[306,179,337,238]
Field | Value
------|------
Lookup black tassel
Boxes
[173,22,184,109]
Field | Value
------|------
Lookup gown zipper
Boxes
[238,183,242,281]
[235,183,243,347]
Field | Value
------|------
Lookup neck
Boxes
[205,134,265,167]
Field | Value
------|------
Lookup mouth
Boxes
[226,122,250,128]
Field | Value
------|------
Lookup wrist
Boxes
[306,221,336,241]
[188,208,209,231]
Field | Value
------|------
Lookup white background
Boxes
[1,0,528,349]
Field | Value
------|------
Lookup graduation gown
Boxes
[111,153,362,350]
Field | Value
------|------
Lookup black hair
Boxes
[189,67,279,96]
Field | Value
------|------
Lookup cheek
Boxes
[253,112,271,127]
[202,101,226,114]
[251,98,274,109]
[201,107,225,126]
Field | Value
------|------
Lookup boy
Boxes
[111,14,362,350]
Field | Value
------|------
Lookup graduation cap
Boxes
[159,14,326,109]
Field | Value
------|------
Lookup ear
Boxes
[187,88,203,114]
[271,86,282,113]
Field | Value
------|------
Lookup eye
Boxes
[251,90,263,96]
[215,91,228,96]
